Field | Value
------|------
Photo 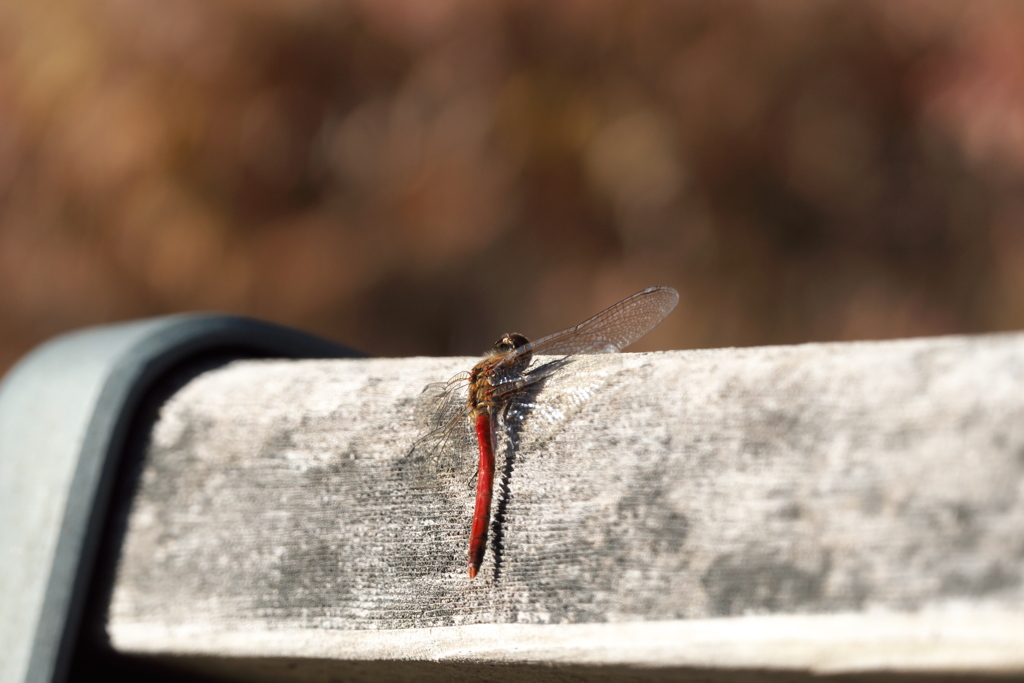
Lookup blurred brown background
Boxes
[1,0,1023,374]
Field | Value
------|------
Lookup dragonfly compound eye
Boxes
[493,333,530,354]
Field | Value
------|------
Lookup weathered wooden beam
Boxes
[106,333,1024,681]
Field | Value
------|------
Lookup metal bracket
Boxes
[0,315,358,683]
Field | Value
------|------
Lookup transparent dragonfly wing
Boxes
[495,286,678,371]
[499,356,613,438]
[408,373,476,481]
[408,362,591,491]
[409,286,678,487]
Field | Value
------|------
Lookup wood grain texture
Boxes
[106,333,1024,680]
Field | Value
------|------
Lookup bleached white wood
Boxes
[107,333,1024,681]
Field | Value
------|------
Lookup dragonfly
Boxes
[414,286,679,578]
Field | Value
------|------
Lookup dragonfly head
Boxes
[493,332,529,353]
[490,332,532,366]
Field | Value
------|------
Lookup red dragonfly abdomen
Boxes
[468,412,495,578]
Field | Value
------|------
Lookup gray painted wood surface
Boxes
[106,333,1024,680]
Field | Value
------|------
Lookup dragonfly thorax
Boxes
[467,333,533,419]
